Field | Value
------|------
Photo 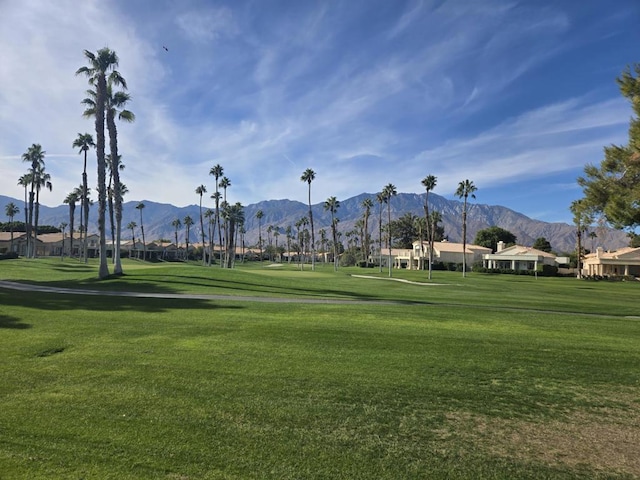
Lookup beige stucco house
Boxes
[582,247,640,277]
[482,242,560,272]
[391,241,491,270]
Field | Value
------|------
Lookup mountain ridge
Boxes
[0,193,629,253]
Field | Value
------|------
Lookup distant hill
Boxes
[0,193,629,253]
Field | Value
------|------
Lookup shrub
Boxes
[0,252,19,260]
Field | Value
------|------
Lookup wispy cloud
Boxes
[0,0,635,227]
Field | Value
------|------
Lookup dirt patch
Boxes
[437,392,640,477]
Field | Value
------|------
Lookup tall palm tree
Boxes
[285,225,293,263]
[77,47,126,279]
[209,164,224,266]
[300,168,316,270]
[17,174,31,254]
[195,185,207,265]
[184,215,194,260]
[171,218,182,259]
[204,209,214,265]
[455,179,477,277]
[64,190,80,257]
[126,221,137,257]
[273,228,280,262]
[382,184,397,277]
[318,228,328,263]
[33,163,52,257]
[222,202,244,268]
[256,210,264,262]
[376,192,386,272]
[5,202,19,254]
[21,144,46,258]
[324,196,340,271]
[72,133,95,263]
[421,175,437,278]
[570,200,592,279]
[82,83,133,274]
[106,87,134,275]
[361,197,373,264]
[136,202,146,260]
[58,222,68,258]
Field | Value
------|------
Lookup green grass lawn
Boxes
[0,258,639,479]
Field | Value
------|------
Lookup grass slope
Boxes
[0,258,638,479]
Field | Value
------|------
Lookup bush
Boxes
[357,261,374,268]
[340,251,358,267]
[0,252,19,260]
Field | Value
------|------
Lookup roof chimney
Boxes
[497,241,505,253]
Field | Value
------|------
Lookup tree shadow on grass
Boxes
[0,314,31,329]
[0,287,245,314]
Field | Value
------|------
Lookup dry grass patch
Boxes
[439,390,640,477]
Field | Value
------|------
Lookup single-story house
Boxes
[482,242,559,271]
[582,246,640,277]
[0,231,25,254]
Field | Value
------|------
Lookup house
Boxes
[582,247,640,277]
[0,231,25,254]
[390,241,491,270]
[482,242,559,272]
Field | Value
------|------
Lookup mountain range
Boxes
[0,193,629,254]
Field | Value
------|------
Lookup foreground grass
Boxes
[0,258,639,478]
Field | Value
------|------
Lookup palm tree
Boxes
[324,196,340,271]
[33,163,53,257]
[171,218,182,259]
[300,168,316,270]
[82,83,133,275]
[361,198,373,264]
[136,202,146,260]
[126,221,137,257]
[204,209,214,265]
[106,88,134,275]
[256,209,264,262]
[17,174,31,248]
[60,222,68,258]
[376,192,386,272]
[570,200,593,279]
[72,133,95,263]
[222,202,244,268]
[184,215,194,260]
[64,190,80,257]
[267,224,274,261]
[5,202,19,254]
[382,184,397,277]
[209,164,224,266]
[21,144,45,258]
[455,179,477,277]
[285,225,293,263]
[77,48,126,279]
[195,185,207,265]
[421,175,437,278]
[318,228,328,263]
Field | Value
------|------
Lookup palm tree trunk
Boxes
[27,189,34,258]
[69,204,75,257]
[106,113,124,275]
[96,74,109,279]
[34,189,40,258]
[462,203,467,277]
[83,166,89,263]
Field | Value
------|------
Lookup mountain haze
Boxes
[0,194,629,253]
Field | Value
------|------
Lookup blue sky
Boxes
[0,0,637,224]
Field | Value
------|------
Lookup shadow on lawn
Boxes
[142,273,393,302]
[0,314,31,329]
[0,286,245,314]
